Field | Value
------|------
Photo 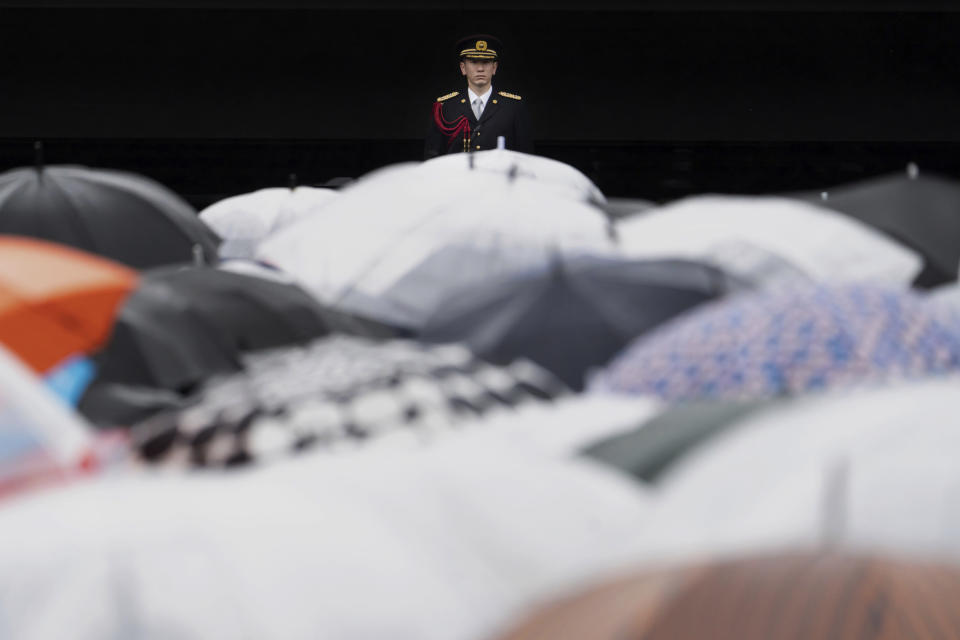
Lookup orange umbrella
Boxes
[498,553,960,640]
[0,236,137,373]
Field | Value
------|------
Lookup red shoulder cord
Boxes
[433,102,471,152]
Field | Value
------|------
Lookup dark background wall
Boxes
[2,4,959,204]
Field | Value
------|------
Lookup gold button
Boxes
[475,145,481,149]
[492,99,498,104]
[460,98,466,103]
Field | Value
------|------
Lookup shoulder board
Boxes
[436,91,459,102]
[498,91,522,100]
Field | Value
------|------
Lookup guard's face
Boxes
[460,58,498,89]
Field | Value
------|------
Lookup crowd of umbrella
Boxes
[0,150,960,639]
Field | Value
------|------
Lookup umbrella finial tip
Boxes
[33,140,44,174]
[907,162,919,179]
[192,244,206,266]
[606,222,619,244]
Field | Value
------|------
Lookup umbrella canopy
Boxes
[497,553,960,640]
[90,265,343,394]
[591,284,960,402]
[258,165,618,331]
[616,195,923,288]
[0,407,648,640]
[199,186,339,260]
[930,281,960,313]
[83,264,407,428]
[0,236,137,373]
[132,335,568,468]
[597,197,658,221]
[596,376,960,564]
[581,398,772,484]
[798,171,960,286]
[0,164,220,268]
[421,256,746,390]
[422,149,606,203]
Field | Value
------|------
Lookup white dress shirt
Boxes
[467,86,493,118]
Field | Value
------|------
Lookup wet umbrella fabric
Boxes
[930,281,960,313]
[497,553,960,640]
[0,404,648,640]
[91,265,339,393]
[199,186,339,260]
[258,167,618,331]
[626,376,960,563]
[422,149,606,204]
[78,382,188,429]
[421,257,746,390]
[0,165,220,269]
[617,195,923,288]
[0,237,137,373]
[591,284,960,402]
[581,398,772,485]
[597,197,658,221]
[132,336,568,468]
[797,172,960,286]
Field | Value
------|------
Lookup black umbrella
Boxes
[419,256,747,390]
[79,382,189,429]
[0,163,220,268]
[82,266,400,426]
[795,171,960,287]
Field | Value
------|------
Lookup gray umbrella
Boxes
[81,266,403,427]
[794,171,960,286]
[0,164,220,268]
[581,399,774,484]
[419,256,747,390]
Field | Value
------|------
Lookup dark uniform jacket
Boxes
[424,89,533,159]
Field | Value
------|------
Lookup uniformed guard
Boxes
[424,34,533,159]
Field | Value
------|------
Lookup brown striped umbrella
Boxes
[496,553,960,640]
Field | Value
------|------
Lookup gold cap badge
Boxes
[457,35,499,60]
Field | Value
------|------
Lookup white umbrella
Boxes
[624,376,960,565]
[257,166,618,330]
[199,186,339,260]
[617,195,923,287]
[0,401,651,640]
[423,149,606,204]
[930,280,960,313]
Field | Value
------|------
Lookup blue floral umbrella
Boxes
[591,284,960,402]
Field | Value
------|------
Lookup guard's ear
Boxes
[459,61,466,75]
[491,61,499,75]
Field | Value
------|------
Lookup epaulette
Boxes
[436,91,459,102]
[498,91,522,100]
